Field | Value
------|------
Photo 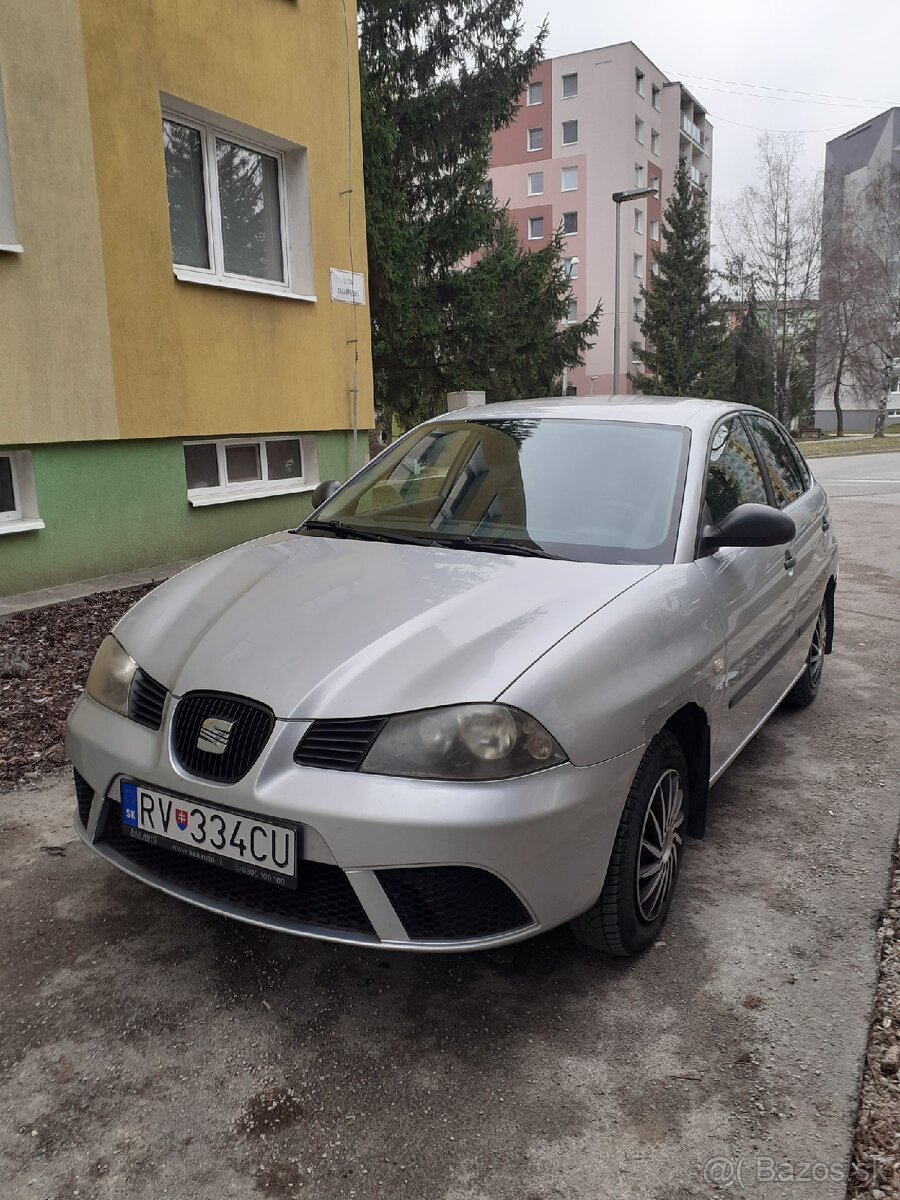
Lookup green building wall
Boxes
[0,432,364,596]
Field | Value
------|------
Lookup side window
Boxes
[705,417,769,524]
[745,415,805,508]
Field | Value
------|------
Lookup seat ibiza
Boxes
[67,398,837,955]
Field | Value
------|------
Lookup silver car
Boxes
[66,398,838,956]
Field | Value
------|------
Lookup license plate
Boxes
[119,781,298,889]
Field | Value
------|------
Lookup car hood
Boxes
[114,533,656,719]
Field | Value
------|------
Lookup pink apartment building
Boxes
[489,41,713,395]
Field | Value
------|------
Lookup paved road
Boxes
[2,454,899,1200]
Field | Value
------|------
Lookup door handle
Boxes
[784,550,797,571]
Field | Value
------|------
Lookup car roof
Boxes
[431,395,761,436]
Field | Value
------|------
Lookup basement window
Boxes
[162,96,315,301]
[0,451,44,535]
[183,436,320,506]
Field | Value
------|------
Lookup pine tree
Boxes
[731,286,773,410]
[631,158,726,396]
[359,1,597,429]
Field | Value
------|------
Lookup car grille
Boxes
[294,717,386,771]
[128,669,167,730]
[100,805,374,935]
[375,866,532,942]
[74,769,94,828]
[172,692,275,785]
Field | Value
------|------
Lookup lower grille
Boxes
[172,692,275,785]
[74,769,94,828]
[376,866,532,942]
[100,806,374,935]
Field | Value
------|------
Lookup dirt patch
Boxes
[848,837,900,1199]
[0,585,156,788]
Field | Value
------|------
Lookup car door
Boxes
[743,413,830,655]
[696,414,800,777]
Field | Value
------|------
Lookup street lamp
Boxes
[612,185,657,394]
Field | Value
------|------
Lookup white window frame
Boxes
[651,84,661,111]
[634,163,645,188]
[650,129,660,156]
[183,435,320,507]
[634,209,644,235]
[563,256,579,279]
[527,216,544,241]
[527,171,544,197]
[561,73,578,99]
[561,120,579,146]
[650,218,660,241]
[635,117,644,145]
[527,127,543,152]
[651,258,660,277]
[565,298,578,324]
[0,71,22,254]
[635,69,645,97]
[561,165,578,192]
[633,296,643,322]
[634,253,644,278]
[0,451,44,535]
[527,82,543,106]
[162,98,315,302]
[562,211,578,236]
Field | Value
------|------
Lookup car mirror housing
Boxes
[700,503,795,556]
[310,479,341,510]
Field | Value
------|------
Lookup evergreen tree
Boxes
[631,158,726,396]
[731,285,773,410]
[358,1,597,429]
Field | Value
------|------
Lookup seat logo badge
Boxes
[197,717,235,755]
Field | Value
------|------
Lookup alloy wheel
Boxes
[809,603,827,687]
[636,767,685,923]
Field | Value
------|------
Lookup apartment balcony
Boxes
[689,163,705,188]
[679,111,705,149]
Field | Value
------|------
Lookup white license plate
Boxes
[119,781,297,889]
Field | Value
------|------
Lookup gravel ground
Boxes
[0,586,154,789]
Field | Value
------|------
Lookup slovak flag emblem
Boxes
[175,808,189,831]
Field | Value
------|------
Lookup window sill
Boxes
[173,268,316,303]
[0,517,45,536]
[0,242,24,254]
[187,481,318,508]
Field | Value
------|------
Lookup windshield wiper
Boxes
[430,534,563,560]
[299,519,437,547]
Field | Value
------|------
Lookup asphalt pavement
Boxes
[1,452,899,1200]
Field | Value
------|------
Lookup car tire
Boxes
[785,598,828,709]
[570,731,688,957]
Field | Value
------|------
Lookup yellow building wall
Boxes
[77,0,374,440]
[0,0,118,445]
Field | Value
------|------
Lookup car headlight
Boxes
[84,634,138,717]
[360,704,567,781]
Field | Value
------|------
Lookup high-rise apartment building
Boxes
[489,41,713,395]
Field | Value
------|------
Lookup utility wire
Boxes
[707,112,855,135]
[676,72,899,109]
[681,81,885,110]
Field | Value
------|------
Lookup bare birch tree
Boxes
[719,134,822,423]
[856,166,900,437]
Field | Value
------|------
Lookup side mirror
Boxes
[310,480,341,510]
[700,503,795,556]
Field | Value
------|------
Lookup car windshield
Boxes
[303,417,690,565]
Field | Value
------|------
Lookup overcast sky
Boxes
[521,0,900,216]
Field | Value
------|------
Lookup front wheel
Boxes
[785,599,828,708]
[570,732,688,957]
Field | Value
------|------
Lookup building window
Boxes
[561,120,579,146]
[651,84,661,110]
[183,436,318,507]
[651,258,660,277]
[479,178,493,199]
[634,163,645,188]
[634,209,644,234]
[562,211,578,236]
[633,296,643,322]
[527,127,544,152]
[162,100,312,299]
[650,218,660,241]
[528,215,544,240]
[561,165,578,192]
[635,117,644,144]
[649,173,659,194]
[0,451,44,535]
[563,256,579,279]
[650,129,660,156]
[633,253,643,278]
[635,69,645,97]
[0,71,21,253]
[565,298,578,323]
[561,73,578,99]
[527,171,544,196]
[527,81,543,106]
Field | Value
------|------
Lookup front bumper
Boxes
[67,695,642,952]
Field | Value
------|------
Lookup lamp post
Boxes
[611,186,657,394]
